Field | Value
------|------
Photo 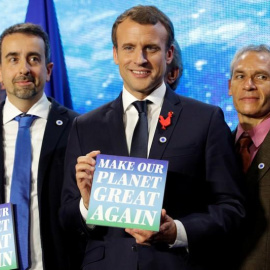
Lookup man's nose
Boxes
[134,50,147,65]
[19,60,31,75]
[243,77,256,91]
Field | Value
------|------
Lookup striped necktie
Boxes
[236,133,253,173]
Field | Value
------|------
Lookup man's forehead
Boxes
[116,19,167,43]
[2,33,45,52]
[238,51,270,63]
[234,51,270,70]
[2,33,44,45]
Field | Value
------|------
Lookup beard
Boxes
[11,75,38,99]
[12,86,37,99]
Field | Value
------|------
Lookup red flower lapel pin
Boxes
[159,111,173,130]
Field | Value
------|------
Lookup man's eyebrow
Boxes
[120,43,160,49]
[5,52,19,59]
[121,43,134,47]
[27,52,42,58]
[145,43,160,47]
[5,51,42,59]
[233,68,244,74]
[233,68,270,75]
[254,70,270,75]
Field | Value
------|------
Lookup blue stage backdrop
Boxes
[25,0,73,109]
[0,0,269,129]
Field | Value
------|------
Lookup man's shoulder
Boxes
[166,87,219,111]
[174,93,222,116]
[76,99,118,123]
[180,94,218,109]
[49,97,79,119]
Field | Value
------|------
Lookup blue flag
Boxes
[25,0,73,109]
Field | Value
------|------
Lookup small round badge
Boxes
[56,120,63,126]
[159,137,167,143]
[258,163,265,170]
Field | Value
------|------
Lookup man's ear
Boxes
[166,45,174,65]
[167,68,180,85]
[46,62,54,82]
[113,46,119,65]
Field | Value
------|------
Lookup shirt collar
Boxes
[236,117,270,148]
[122,82,166,113]
[3,93,51,124]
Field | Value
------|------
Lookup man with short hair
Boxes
[229,44,270,270]
[0,23,82,269]
[61,5,245,270]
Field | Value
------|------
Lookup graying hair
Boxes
[230,44,270,78]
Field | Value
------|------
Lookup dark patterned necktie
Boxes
[236,133,253,173]
[130,100,149,158]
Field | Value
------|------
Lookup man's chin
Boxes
[13,88,38,100]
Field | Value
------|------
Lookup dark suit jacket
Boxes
[0,98,84,270]
[60,88,245,270]
[234,129,270,270]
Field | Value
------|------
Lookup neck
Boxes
[238,113,270,131]
[7,94,43,113]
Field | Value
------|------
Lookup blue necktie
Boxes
[10,114,38,270]
[130,100,149,158]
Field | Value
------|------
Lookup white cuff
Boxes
[79,197,88,221]
[169,219,188,248]
[79,198,95,229]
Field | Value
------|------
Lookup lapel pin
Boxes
[159,137,167,143]
[258,163,265,170]
[56,120,63,126]
[159,111,173,130]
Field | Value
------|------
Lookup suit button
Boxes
[132,244,137,252]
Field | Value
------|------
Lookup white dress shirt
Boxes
[122,83,164,156]
[80,82,187,248]
[3,93,50,270]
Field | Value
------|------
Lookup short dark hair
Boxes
[166,39,183,90]
[230,44,270,78]
[0,23,51,64]
[112,5,174,50]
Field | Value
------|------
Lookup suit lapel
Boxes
[149,88,182,160]
[247,130,270,184]
[106,94,129,156]
[37,99,71,199]
[104,89,182,159]
[0,99,72,204]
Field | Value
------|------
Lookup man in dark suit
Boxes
[60,5,245,270]
[229,44,270,270]
[0,23,83,269]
